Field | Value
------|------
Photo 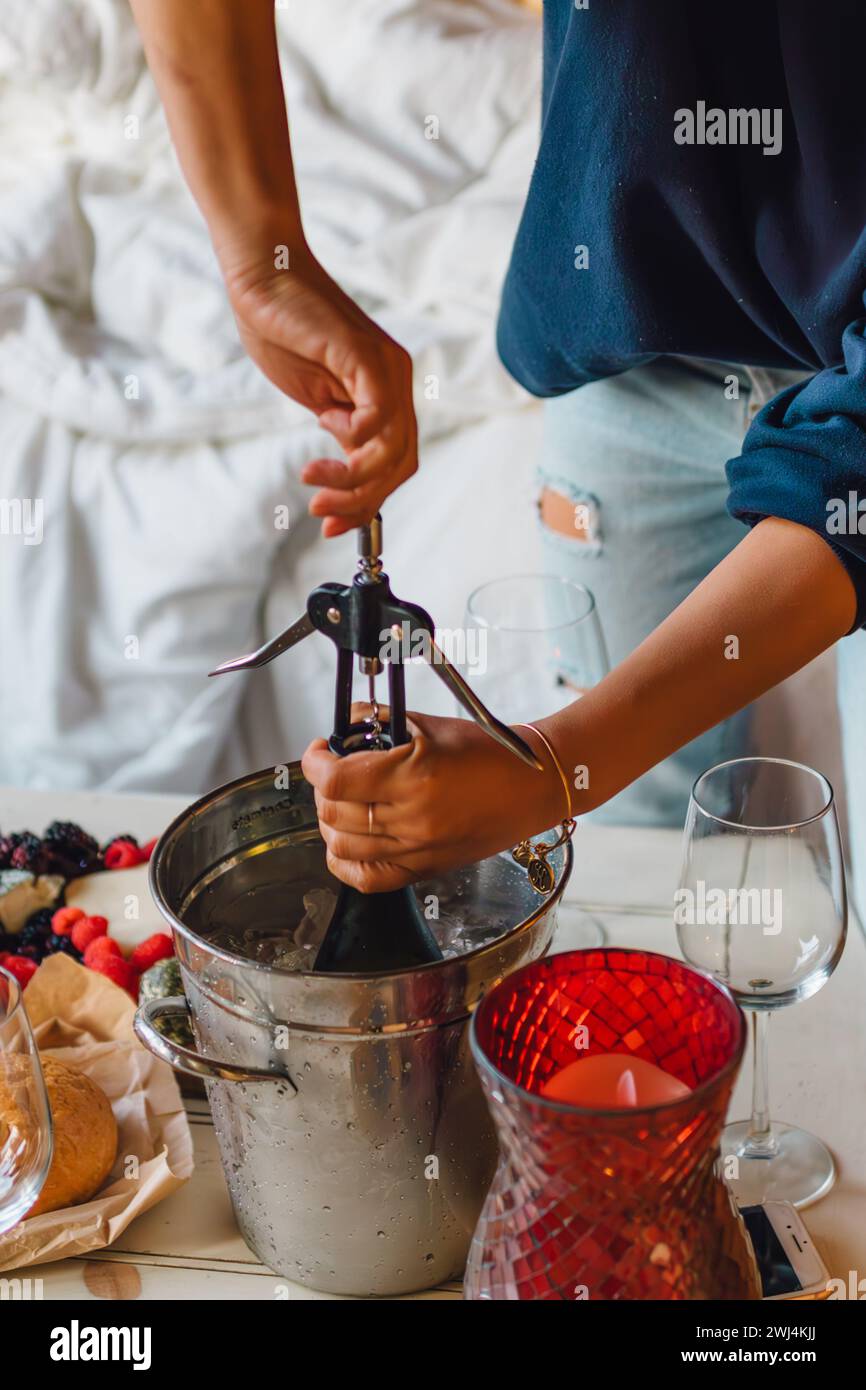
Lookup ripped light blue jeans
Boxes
[539,356,866,918]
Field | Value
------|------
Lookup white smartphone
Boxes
[741,1201,831,1300]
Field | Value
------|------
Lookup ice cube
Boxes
[293,888,337,951]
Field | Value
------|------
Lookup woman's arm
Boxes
[129,0,417,536]
[544,515,855,809]
[129,0,301,242]
[303,517,856,890]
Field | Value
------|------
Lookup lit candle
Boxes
[541,1053,691,1108]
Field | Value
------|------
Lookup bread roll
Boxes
[0,1056,117,1217]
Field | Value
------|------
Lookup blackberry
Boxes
[45,819,100,856]
[0,832,25,869]
[43,820,102,878]
[10,832,50,874]
[15,943,42,961]
[19,909,55,948]
[43,934,81,959]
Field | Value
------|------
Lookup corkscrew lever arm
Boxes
[422,638,544,772]
[207,612,315,676]
[208,611,542,770]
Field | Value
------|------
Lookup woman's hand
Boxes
[301,711,564,892]
[221,233,418,537]
[128,1,417,539]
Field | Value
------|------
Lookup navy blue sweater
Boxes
[497,0,866,628]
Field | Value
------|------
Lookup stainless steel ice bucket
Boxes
[134,761,570,1297]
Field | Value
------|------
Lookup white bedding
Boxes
[0,0,542,794]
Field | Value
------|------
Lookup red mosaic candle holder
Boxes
[464,948,761,1301]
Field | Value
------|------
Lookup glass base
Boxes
[719,1119,836,1210]
[554,904,606,949]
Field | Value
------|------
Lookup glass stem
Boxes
[743,1010,778,1159]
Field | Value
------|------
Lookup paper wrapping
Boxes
[0,954,194,1271]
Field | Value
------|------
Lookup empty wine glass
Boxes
[676,757,846,1208]
[0,967,53,1232]
[463,573,609,723]
[463,574,610,947]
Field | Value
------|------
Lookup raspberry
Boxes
[103,838,145,870]
[102,834,139,855]
[141,838,158,861]
[83,936,123,967]
[130,933,174,974]
[71,915,109,953]
[89,954,138,999]
[51,906,86,937]
[3,955,38,988]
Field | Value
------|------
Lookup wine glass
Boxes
[0,966,53,1232]
[463,574,610,947]
[463,573,609,721]
[676,757,846,1208]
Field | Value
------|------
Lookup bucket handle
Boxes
[134,997,297,1092]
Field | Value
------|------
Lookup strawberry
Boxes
[71,915,109,954]
[130,933,174,975]
[89,954,139,999]
[83,935,123,968]
[51,906,86,937]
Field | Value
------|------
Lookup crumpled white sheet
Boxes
[0,0,540,793]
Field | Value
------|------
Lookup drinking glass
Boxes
[463,574,610,947]
[676,757,846,1207]
[463,573,609,723]
[0,966,53,1232]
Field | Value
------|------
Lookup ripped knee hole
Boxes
[538,486,601,543]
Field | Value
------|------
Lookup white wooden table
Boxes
[3,786,865,1300]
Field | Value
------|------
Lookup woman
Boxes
[129,1,866,910]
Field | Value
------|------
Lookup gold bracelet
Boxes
[511,722,577,895]
[516,722,574,822]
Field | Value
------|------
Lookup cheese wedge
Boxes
[0,870,65,933]
[65,864,168,950]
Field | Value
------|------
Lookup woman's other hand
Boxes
[221,233,418,537]
[129,1,418,538]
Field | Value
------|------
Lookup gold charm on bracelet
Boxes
[510,722,577,896]
[512,819,576,896]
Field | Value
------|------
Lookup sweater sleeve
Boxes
[726,307,866,632]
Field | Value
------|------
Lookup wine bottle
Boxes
[314,881,443,973]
